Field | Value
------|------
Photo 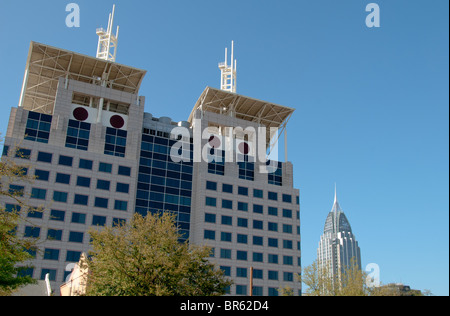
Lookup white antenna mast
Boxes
[219,41,237,93]
[96,4,119,62]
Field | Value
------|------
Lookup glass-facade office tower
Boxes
[1,42,301,296]
[317,190,361,281]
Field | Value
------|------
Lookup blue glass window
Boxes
[25,111,52,143]
[66,120,90,151]
[104,127,127,157]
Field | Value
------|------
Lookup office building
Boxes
[1,8,301,296]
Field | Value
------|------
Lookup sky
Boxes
[0,0,448,295]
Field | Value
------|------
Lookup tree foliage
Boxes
[300,260,417,296]
[0,144,38,295]
[85,212,233,296]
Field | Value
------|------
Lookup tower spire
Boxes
[96,4,119,62]
[218,41,237,93]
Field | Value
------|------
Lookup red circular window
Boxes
[238,142,250,155]
[110,115,125,129]
[209,136,221,149]
[73,107,89,121]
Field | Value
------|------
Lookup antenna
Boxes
[218,41,237,93]
[96,4,119,62]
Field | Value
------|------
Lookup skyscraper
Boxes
[317,187,361,281]
[0,7,301,296]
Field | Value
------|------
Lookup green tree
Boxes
[85,212,233,296]
[0,144,38,295]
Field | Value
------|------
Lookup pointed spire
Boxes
[331,183,342,214]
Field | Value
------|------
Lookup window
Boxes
[268,161,282,186]
[283,194,292,203]
[222,199,233,210]
[268,270,279,280]
[221,216,233,226]
[237,202,248,212]
[205,197,217,207]
[268,222,278,232]
[112,218,126,227]
[97,179,110,191]
[58,155,73,167]
[283,256,294,266]
[283,224,293,234]
[222,184,233,194]
[69,231,84,243]
[236,268,247,278]
[238,155,254,181]
[27,208,43,219]
[34,170,49,181]
[268,254,279,264]
[253,189,263,198]
[76,176,91,188]
[116,183,129,194]
[236,285,247,296]
[284,272,294,281]
[253,220,263,230]
[236,251,248,261]
[37,152,52,163]
[53,191,68,203]
[66,120,91,151]
[253,269,263,279]
[9,185,24,197]
[92,215,107,227]
[207,150,225,176]
[238,186,248,196]
[283,209,292,218]
[206,181,217,191]
[253,236,263,246]
[283,240,293,249]
[99,162,112,173]
[268,207,278,216]
[66,251,82,263]
[118,166,131,176]
[24,226,40,238]
[105,127,127,157]
[204,230,216,240]
[71,213,86,224]
[221,266,231,277]
[237,218,248,228]
[114,200,128,211]
[237,234,248,244]
[40,269,56,281]
[47,229,63,241]
[44,248,60,261]
[15,148,31,160]
[220,249,232,259]
[268,238,278,248]
[55,173,71,185]
[221,232,232,242]
[50,210,65,222]
[205,213,216,223]
[74,194,88,206]
[253,204,263,214]
[31,188,47,200]
[79,159,93,170]
[253,252,263,262]
[95,197,108,209]
[268,191,278,201]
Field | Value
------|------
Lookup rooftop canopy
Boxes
[19,41,147,114]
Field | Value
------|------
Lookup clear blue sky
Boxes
[1,0,448,295]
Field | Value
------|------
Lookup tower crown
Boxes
[219,41,237,93]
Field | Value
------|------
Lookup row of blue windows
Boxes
[205,181,296,203]
[221,266,296,283]
[12,186,128,211]
[210,248,297,266]
[203,220,296,236]
[34,169,129,193]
